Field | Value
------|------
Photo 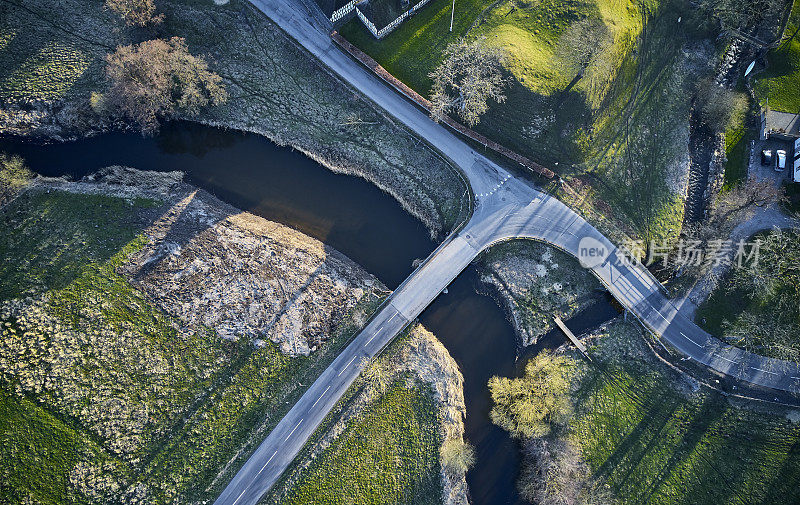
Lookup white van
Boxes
[777,150,787,171]
[794,157,800,183]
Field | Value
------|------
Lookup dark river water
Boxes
[0,122,618,505]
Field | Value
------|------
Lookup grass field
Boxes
[0,1,117,103]
[755,0,800,112]
[273,380,442,505]
[0,188,383,504]
[568,321,800,505]
[342,0,714,245]
[723,121,754,189]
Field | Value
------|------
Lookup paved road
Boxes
[214,2,800,504]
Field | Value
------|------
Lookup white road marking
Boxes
[312,385,331,408]
[714,354,737,364]
[653,310,670,324]
[284,420,303,442]
[256,450,278,476]
[750,366,779,376]
[387,312,398,324]
[232,489,247,505]
[338,354,358,376]
[365,327,381,346]
[679,332,702,348]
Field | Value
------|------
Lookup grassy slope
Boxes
[264,327,448,505]
[342,0,708,244]
[0,189,382,504]
[755,0,800,112]
[275,381,442,505]
[569,321,800,505]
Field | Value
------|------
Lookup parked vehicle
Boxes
[762,149,773,166]
[777,150,787,171]
[794,158,800,183]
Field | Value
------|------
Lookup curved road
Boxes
[214,2,800,504]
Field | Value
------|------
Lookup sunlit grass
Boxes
[0,41,92,101]
[570,321,800,505]
[275,380,442,505]
[755,0,800,112]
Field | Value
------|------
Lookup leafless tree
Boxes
[557,18,612,81]
[429,37,508,127]
[720,228,800,364]
[688,179,785,245]
[103,37,227,134]
[105,0,164,27]
[519,437,613,505]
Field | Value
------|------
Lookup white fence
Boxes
[331,0,360,22]
[330,0,434,39]
[355,7,378,37]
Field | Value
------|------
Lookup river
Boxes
[0,122,618,505]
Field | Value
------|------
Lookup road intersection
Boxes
[214,2,800,504]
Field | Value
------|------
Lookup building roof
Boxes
[765,110,800,138]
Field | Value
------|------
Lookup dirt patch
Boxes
[48,166,385,356]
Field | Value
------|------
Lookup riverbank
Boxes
[484,309,800,505]
[0,0,469,238]
[1,166,467,504]
[478,240,602,348]
[265,324,469,505]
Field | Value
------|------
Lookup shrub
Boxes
[105,0,164,27]
[105,37,227,134]
[440,438,475,474]
[0,153,33,205]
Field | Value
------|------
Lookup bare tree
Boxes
[720,228,800,364]
[429,37,507,127]
[556,18,612,81]
[103,37,227,134]
[688,179,784,244]
[519,436,613,505]
[105,0,164,27]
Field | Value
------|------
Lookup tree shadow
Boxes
[474,74,594,170]
[155,121,243,157]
